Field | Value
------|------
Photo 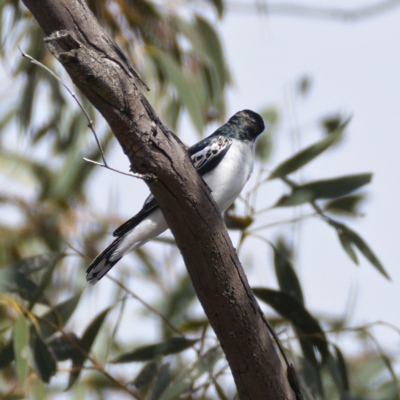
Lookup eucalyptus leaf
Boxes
[158,346,222,400]
[38,293,82,339]
[253,288,329,359]
[324,194,365,216]
[0,341,14,369]
[48,333,80,361]
[332,222,390,279]
[67,307,110,389]
[150,363,170,400]
[269,122,347,179]
[31,332,57,383]
[272,244,304,305]
[332,345,350,392]
[276,174,372,207]
[13,314,29,385]
[133,362,158,390]
[112,337,198,363]
[151,50,203,134]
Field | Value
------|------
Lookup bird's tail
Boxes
[86,237,123,284]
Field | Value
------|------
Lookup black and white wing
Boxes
[113,194,157,237]
[189,135,233,175]
[112,135,232,238]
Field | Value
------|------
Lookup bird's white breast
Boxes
[202,139,255,212]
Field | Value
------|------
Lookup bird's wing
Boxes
[113,135,232,237]
[113,194,157,237]
[189,135,233,176]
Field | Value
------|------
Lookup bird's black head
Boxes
[222,110,265,141]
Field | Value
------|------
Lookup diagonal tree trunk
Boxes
[21,1,295,398]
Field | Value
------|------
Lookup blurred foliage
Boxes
[0,0,398,399]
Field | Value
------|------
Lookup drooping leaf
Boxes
[38,293,82,339]
[67,307,111,390]
[133,361,158,390]
[269,122,347,179]
[296,330,323,396]
[323,194,365,216]
[48,333,80,361]
[253,288,329,359]
[112,337,198,363]
[195,16,226,89]
[275,174,372,207]
[5,252,62,275]
[151,49,203,134]
[338,230,358,265]
[4,273,50,306]
[31,332,57,383]
[332,345,350,392]
[163,275,196,333]
[207,0,224,18]
[272,244,304,305]
[158,346,222,400]
[13,313,29,385]
[0,341,15,369]
[150,363,171,400]
[30,378,47,400]
[332,222,390,279]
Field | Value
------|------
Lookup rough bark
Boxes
[22,1,295,398]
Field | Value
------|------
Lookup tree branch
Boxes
[21,1,295,398]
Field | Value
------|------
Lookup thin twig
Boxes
[18,47,156,181]
[248,213,316,234]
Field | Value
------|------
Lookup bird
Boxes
[86,109,265,284]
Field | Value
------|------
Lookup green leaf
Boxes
[48,333,80,361]
[275,174,372,207]
[272,244,304,305]
[13,313,29,385]
[112,337,198,363]
[253,288,329,359]
[67,307,111,390]
[151,49,203,134]
[133,362,158,390]
[195,16,226,88]
[269,122,347,179]
[297,332,323,396]
[5,273,50,305]
[338,230,358,265]
[30,379,47,400]
[207,0,224,18]
[150,363,171,400]
[0,341,15,369]
[332,222,390,279]
[5,252,62,275]
[163,275,196,332]
[332,345,350,392]
[158,346,222,400]
[324,194,365,216]
[31,332,57,383]
[38,293,82,339]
